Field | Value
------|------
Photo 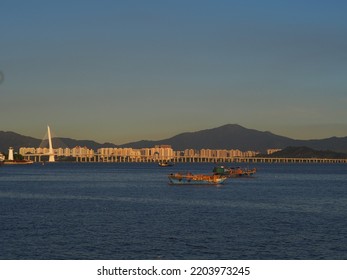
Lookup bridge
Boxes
[24,151,347,164]
[47,125,55,162]
[22,126,55,162]
[72,154,347,164]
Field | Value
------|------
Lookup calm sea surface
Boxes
[0,162,346,260]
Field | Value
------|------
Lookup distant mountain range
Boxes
[119,124,347,153]
[261,146,347,159]
[1,124,347,154]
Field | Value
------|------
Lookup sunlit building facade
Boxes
[19,144,261,162]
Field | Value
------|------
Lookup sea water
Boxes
[0,162,346,259]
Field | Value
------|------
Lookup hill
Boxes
[262,146,347,159]
[0,131,41,153]
[120,124,294,150]
[120,124,347,153]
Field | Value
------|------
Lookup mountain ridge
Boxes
[1,124,347,153]
[118,124,338,152]
[261,146,347,159]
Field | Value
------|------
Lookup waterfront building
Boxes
[71,146,94,158]
[55,148,65,157]
[19,147,36,155]
[216,149,228,158]
[19,146,94,160]
[244,150,259,157]
[96,146,174,162]
[64,148,71,157]
[230,149,243,157]
[267,149,282,155]
[184,149,197,157]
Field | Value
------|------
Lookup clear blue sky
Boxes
[1,0,347,144]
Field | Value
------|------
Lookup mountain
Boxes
[120,124,294,151]
[261,146,347,159]
[1,124,347,154]
[120,124,347,153]
[293,137,347,153]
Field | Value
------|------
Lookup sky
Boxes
[1,0,347,144]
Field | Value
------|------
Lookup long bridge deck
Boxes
[23,153,347,163]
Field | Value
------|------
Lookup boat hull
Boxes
[159,162,174,167]
[168,173,227,185]
[3,160,34,165]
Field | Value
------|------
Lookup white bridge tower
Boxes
[47,125,55,162]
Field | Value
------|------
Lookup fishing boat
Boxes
[158,161,175,167]
[168,172,227,185]
[3,159,34,165]
[213,166,256,177]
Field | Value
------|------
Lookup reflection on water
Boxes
[1,163,347,259]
